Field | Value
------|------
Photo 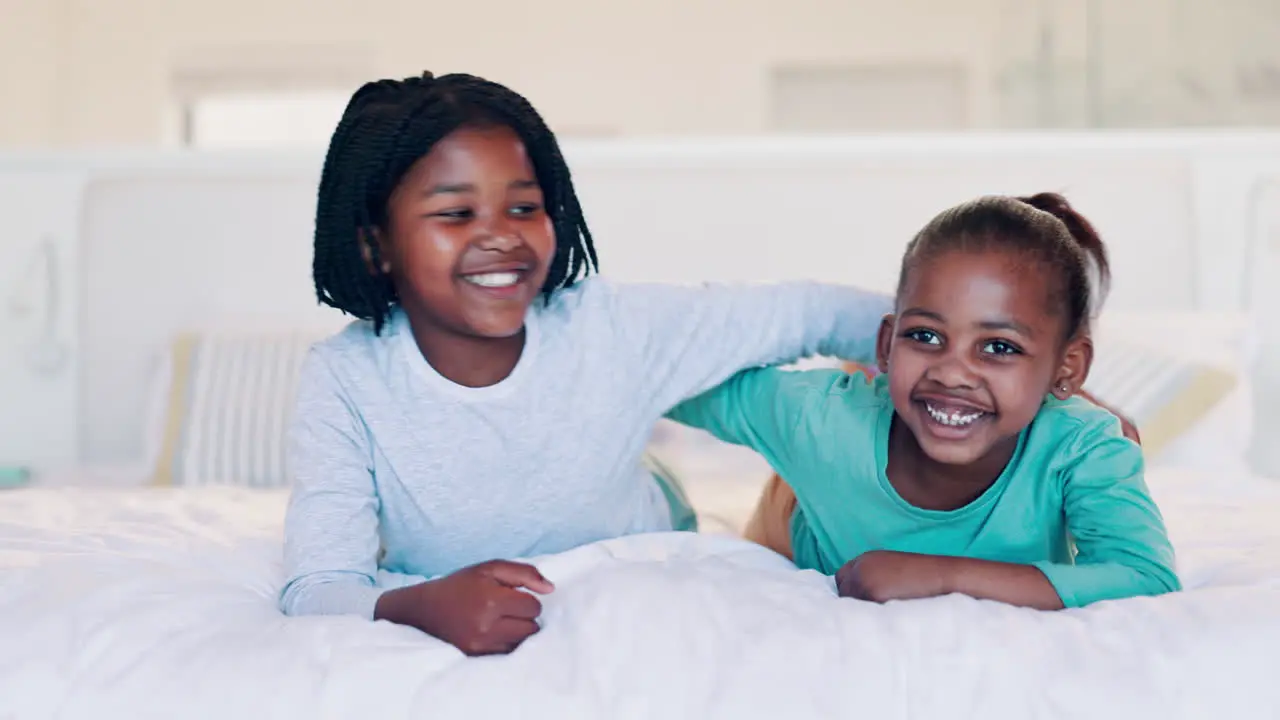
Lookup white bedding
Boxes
[1,469,1279,719]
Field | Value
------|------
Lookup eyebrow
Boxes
[422,179,539,198]
[900,307,1035,337]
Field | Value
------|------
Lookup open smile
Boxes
[461,271,524,288]
[456,263,535,299]
[914,398,994,439]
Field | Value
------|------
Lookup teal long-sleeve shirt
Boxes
[667,369,1181,608]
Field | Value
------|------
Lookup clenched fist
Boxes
[375,559,554,656]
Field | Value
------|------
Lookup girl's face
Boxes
[875,249,1091,467]
[374,124,555,339]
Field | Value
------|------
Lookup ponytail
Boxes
[1016,192,1110,320]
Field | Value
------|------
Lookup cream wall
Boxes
[1,0,1017,146]
[1,0,1278,147]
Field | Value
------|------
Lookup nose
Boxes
[476,231,521,252]
[474,217,523,252]
[923,353,981,390]
[473,206,525,251]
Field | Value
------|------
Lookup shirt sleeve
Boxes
[1032,419,1182,609]
[608,280,892,414]
[665,367,849,492]
[278,349,395,620]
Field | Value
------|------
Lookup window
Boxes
[178,90,351,149]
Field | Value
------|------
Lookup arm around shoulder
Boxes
[606,279,892,412]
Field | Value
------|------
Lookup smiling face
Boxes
[876,248,1091,468]
[371,124,555,340]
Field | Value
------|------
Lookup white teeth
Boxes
[463,272,521,288]
[925,402,984,427]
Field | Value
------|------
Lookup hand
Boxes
[1074,389,1141,445]
[374,560,555,656]
[840,360,879,378]
[1115,413,1141,445]
[835,550,950,603]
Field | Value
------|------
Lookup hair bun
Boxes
[396,71,436,92]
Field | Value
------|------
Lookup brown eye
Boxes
[433,208,473,221]
[982,340,1022,355]
[904,329,941,345]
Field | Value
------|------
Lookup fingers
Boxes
[458,619,539,658]
[497,586,544,620]
[834,561,859,598]
[1124,419,1142,444]
[494,616,541,650]
[482,560,555,594]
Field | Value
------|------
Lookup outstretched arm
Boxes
[665,366,845,480]
[610,280,891,415]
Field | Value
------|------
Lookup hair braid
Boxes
[312,71,598,333]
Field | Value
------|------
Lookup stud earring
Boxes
[1059,382,1070,393]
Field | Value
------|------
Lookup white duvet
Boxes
[1,470,1279,720]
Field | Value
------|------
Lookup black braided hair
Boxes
[896,193,1110,340]
[313,71,598,333]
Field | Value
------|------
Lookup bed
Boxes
[1,467,1279,719]
[2,140,1280,718]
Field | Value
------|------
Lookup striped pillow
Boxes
[1083,340,1238,457]
[151,331,322,487]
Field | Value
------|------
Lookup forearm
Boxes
[942,556,1066,611]
[622,281,890,411]
[1032,559,1179,608]
[808,286,894,362]
[667,281,890,367]
[280,572,387,619]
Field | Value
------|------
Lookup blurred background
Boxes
[1,0,1279,505]
[4,0,1280,147]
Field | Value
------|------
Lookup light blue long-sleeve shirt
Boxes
[279,277,891,619]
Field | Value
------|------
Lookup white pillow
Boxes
[1090,311,1251,467]
[149,329,331,487]
[1092,311,1253,374]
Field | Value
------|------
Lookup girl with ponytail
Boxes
[669,193,1181,610]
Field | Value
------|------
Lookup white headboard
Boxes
[4,133,1280,467]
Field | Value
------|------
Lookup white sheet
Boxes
[1,469,1279,719]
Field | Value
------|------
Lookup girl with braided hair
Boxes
[280,71,892,655]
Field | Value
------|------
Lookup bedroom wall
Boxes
[3,0,1280,148]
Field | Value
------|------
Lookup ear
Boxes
[358,227,393,276]
[1051,334,1093,400]
[875,314,895,374]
